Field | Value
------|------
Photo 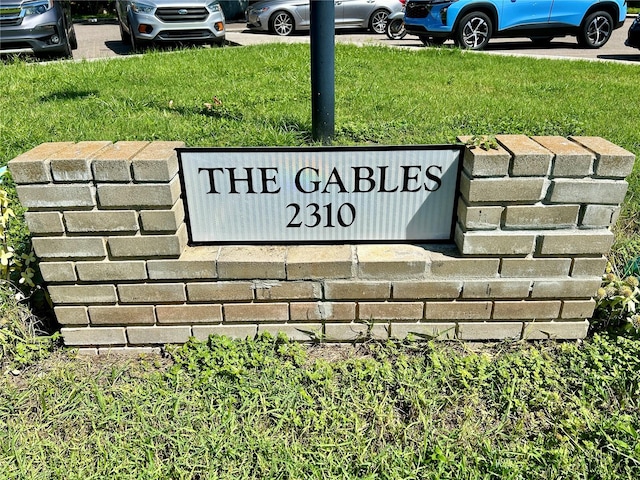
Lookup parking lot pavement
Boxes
[71,18,640,64]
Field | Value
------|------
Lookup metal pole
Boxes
[310,0,335,145]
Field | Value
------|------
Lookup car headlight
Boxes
[207,1,221,12]
[251,6,271,14]
[22,0,53,16]
[131,2,155,14]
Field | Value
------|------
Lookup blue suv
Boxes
[404,0,627,50]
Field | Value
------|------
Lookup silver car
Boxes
[115,0,226,51]
[0,0,77,58]
[246,0,403,36]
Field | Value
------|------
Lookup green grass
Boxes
[1,333,640,479]
[1,44,640,478]
[1,44,639,260]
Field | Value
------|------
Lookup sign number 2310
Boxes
[286,202,356,228]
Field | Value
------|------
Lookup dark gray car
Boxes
[0,0,77,58]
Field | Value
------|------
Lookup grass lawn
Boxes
[1,43,640,478]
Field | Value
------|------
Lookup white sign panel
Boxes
[178,146,462,244]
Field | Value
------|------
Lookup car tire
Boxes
[578,11,613,49]
[68,24,78,50]
[129,21,147,53]
[270,11,294,36]
[369,9,389,34]
[455,11,492,50]
[386,18,406,40]
[119,17,131,45]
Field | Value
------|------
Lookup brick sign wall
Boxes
[8,136,635,354]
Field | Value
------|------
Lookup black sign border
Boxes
[177,144,464,246]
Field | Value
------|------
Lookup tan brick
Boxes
[49,141,111,182]
[392,280,462,299]
[428,246,500,278]
[571,257,607,277]
[75,348,99,356]
[49,285,117,304]
[187,282,253,302]
[97,177,181,208]
[457,137,511,177]
[127,326,191,345]
[496,134,552,176]
[523,320,589,340]
[40,262,76,282]
[64,211,139,234]
[287,245,353,279]
[531,136,594,177]
[156,305,222,324]
[33,237,106,259]
[108,225,187,258]
[455,226,536,256]
[131,141,183,182]
[290,302,356,322]
[561,299,596,319]
[493,301,561,319]
[504,205,579,229]
[148,247,217,280]
[359,302,423,321]
[118,283,185,304]
[61,327,126,346]
[460,173,546,203]
[91,141,149,182]
[16,184,95,209]
[425,301,492,320]
[462,280,531,299]
[8,142,74,184]
[580,205,620,227]
[76,261,147,282]
[458,322,523,340]
[532,279,601,299]
[258,324,323,341]
[224,303,289,322]
[390,322,456,340]
[254,281,321,300]
[549,179,628,205]
[324,281,390,300]
[457,201,503,230]
[356,244,429,279]
[192,325,257,341]
[570,136,635,178]
[140,201,184,233]
[54,306,88,326]
[500,258,572,278]
[89,306,155,325]
[325,323,388,342]
[218,246,286,279]
[539,230,614,255]
[24,212,64,235]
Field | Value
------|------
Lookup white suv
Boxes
[116,0,226,51]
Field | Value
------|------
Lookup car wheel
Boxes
[119,17,131,45]
[578,11,613,48]
[455,11,492,50]
[129,22,147,53]
[270,11,294,36]
[369,9,389,34]
[385,18,406,40]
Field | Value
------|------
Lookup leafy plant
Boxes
[594,263,640,334]
[465,134,499,151]
[0,167,37,297]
